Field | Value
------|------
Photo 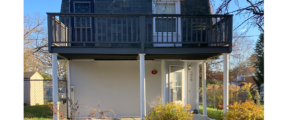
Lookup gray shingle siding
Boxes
[94,0,152,14]
[60,0,211,15]
[181,0,211,15]
[60,0,70,13]
[58,0,211,47]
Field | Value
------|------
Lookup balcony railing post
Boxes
[139,16,146,53]
[228,15,233,52]
[47,14,52,53]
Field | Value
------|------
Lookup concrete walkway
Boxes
[89,114,212,120]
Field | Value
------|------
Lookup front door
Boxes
[169,66,183,104]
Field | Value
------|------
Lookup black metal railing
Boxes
[47,13,232,53]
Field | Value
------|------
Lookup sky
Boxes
[24,0,62,14]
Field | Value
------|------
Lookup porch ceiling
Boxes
[58,53,222,60]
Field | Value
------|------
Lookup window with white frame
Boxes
[74,2,91,28]
[153,2,180,33]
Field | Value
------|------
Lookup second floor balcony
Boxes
[47,13,232,59]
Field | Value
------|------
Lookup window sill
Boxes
[153,33,180,36]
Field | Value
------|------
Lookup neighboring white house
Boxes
[260,83,266,101]
[24,72,44,106]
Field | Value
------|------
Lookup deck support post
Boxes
[67,60,71,118]
[202,61,207,116]
[139,53,146,120]
[223,53,230,113]
[52,53,58,120]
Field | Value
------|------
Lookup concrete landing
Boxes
[88,115,212,120]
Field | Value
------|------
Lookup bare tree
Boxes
[24,13,67,79]
[24,13,47,72]
[215,0,264,32]
[230,32,254,81]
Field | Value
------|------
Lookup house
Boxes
[231,74,257,87]
[24,72,44,106]
[260,83,266,102]
[47,0,233,119]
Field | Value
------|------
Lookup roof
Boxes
[24,72,36,79]
[234,74,256,81]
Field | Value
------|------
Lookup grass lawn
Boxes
[24,118,52,120]
[199,105,223,120]
[24,105,52,119]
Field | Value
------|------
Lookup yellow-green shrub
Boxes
[145,102,193,120]
[223,100,264,120]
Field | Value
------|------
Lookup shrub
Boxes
[145,102,193,120]
[222,100,264,120]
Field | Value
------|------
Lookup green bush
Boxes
[145,102,193,120]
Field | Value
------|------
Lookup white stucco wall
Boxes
[187,62,200,111]
[70,61,161,118]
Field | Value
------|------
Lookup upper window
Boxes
[153,2,179,33]
[74,2,91,28]
[156,3,176,14]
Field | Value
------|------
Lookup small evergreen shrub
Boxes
[145,102,193,120]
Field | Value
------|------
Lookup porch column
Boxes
[139,53,146,120]
[195,62,200,111]
[52,53,58,120]
[67,60,71,118]
[202,61,207,116]
[223,53,230,113]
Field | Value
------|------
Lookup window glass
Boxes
[170,66,183,102]
[74,3,91,28]
[156,3,175,14]
[155,18,176,32]
[75,3,90,13]
[155,3,176,32]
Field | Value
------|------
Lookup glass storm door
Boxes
[169,66,183,104]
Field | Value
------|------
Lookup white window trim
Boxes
[152,1,181,36]
[74,1,92,28]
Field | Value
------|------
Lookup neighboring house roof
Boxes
[24,72,37,79]
[24,72,44,79]
[233,74,256,81]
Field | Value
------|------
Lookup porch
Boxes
[50,54,230,120]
